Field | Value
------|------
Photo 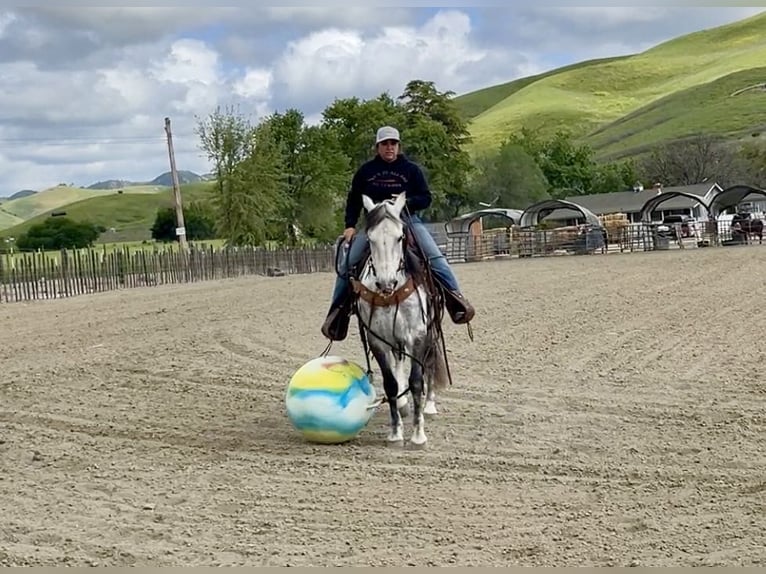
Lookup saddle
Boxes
[325,225,472,341]
[349,226,469,320]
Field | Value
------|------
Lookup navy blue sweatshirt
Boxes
[344,153,432,228]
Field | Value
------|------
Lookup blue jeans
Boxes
[330,215,460,307]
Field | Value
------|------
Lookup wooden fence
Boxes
[2,220,760,304]
[0,243,336,303]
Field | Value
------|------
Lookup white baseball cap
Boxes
[375,126,400,144]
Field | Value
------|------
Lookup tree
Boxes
[507,128,597,197]
[397,80,475,220]
[264,109,351,244]
[590,159,640,195]
[641,134,744,187]
[151,201,217,243]
[469,141,550,209]
[16,217,101,250]
[195,105,286,246]
[737,140,766,187]
[320,81,478,221]
[230,121,288,246]
[321,93,405,167]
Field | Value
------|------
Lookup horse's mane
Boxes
[364,199,403,233]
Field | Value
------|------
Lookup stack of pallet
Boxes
[599,213,629,242]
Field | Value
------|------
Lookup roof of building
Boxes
[444,208,524,235]
[563,183,720,215]
[519,199,603,228]
[708,184,766,215]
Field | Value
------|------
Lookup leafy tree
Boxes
[321,94,405,167]
[397,80,475,220]
[264,109,351,244]
[590,159,640,195]
[507,128,596,197]
[230,121,288,246]
[320,80,476,221]
[469,141,550,209]
[16,217,101,250]
[195,105,286,246]
[151,201,217,243]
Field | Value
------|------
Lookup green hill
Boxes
[587,67,766,160]
[456,55,631,120]
[0,181,215,243]
[457,11,766,159]
[0,184,170,227]
[0,209,23,230]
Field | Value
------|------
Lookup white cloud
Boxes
[0,6,763,197]
[233,68,273,101]
[0,12,16,37]
[272,10,499,107]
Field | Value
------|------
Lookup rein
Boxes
[320,205,457,409]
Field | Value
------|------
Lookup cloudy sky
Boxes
[0,6,763,195]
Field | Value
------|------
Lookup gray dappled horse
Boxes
[348,192,450,447]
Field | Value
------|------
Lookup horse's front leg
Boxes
[408,359,427,447]
[392,353,410,417]
[371,347,403,444]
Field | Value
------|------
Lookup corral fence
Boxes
[1,219,762,303]
[0,243,335,303]
[441,220,763,262]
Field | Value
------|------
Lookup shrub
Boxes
[151,201,218,242]
[15,217,101,251]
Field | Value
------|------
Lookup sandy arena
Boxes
[1,246,764,566]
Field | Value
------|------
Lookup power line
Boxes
[0,133,198,145]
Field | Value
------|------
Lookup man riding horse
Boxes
[321,125,475,341]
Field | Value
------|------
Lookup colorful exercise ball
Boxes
[285,355,377,444]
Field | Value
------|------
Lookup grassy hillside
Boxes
[0,181,215,243]
[456,55,630,120]
[587,67,766,160]
[458,11,766,159]
[0,184,170,226]
[0,209,23,230]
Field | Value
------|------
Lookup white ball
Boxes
[285,355,377,444]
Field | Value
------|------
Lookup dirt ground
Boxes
[1,246,764,566]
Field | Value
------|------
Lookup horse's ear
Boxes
[391,192,407,217]
[362,194,376,213]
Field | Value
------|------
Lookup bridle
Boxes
[350,228,415,308]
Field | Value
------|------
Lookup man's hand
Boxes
[342,227,356,242]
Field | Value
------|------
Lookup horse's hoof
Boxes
[387,425,404,444]
[409,434,428,449]
[424,401,438,416]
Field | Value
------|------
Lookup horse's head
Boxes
[362,192,408,295]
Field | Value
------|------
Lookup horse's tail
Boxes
[427,335,450,391]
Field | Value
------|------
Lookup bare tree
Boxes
[641,135,743,186]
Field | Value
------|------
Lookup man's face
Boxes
[377,139,399,162]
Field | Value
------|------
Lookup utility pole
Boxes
[164,116,188,251]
